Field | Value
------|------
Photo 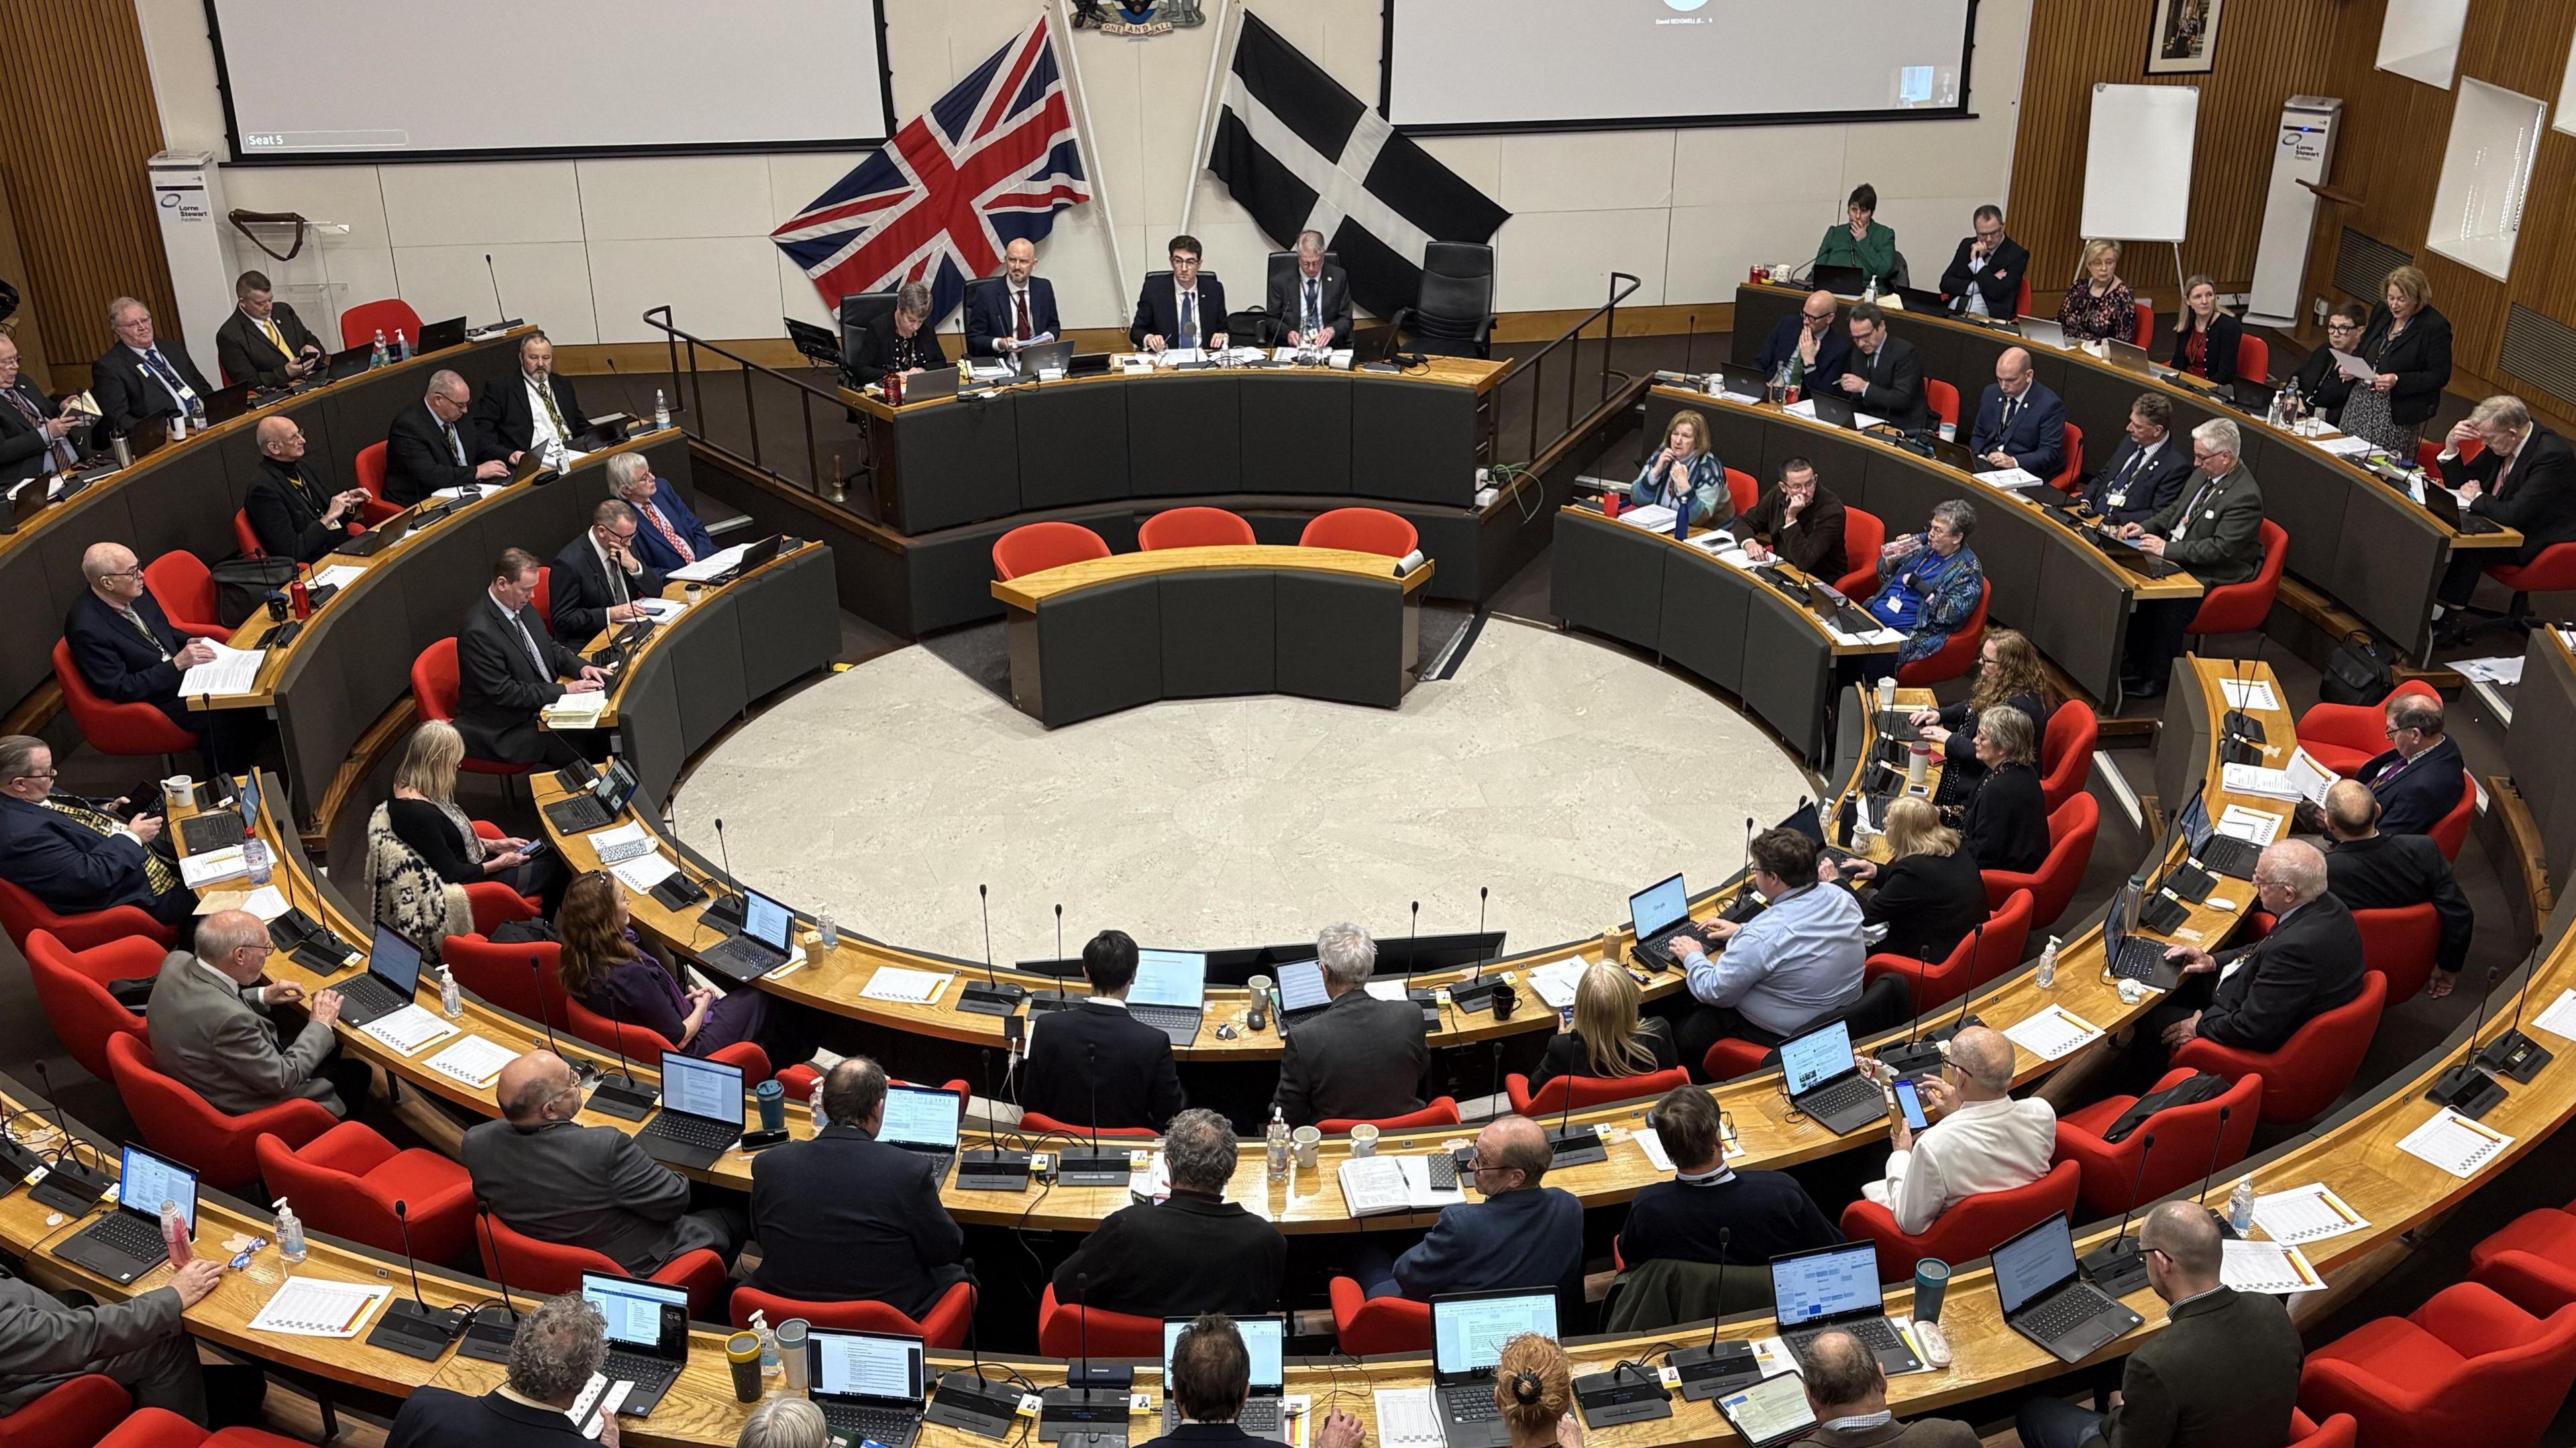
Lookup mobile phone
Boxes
[1891,1078,1928,1131]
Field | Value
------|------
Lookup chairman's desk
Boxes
[990,545,1434,727]
[1732,284,2522,664]
[0,329,525,727]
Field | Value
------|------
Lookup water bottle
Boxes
[160,1201,192,1267]
[189,396,207,431]
[1767,361,1789,404]
[370,329,390,368]
[653,389,671,429]
[394,328,411,360]
[243,837,272,887]
[1906,740,1931,790]
[809,1080,830,1133]
[2227,1176,2256,1233]
[1265,1107,1291,1180]
[1861,275,1879,304]
[816,911,838,951]
[2035,935,2061,989]
[274,1197,307,1264]
[438,965,463,1020]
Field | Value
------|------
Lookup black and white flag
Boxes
[1208,11,1509,321]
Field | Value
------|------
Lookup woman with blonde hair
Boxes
[1493,1333,1582,1448]
[1525,960,1678,1096]
[1911,626,2052,797]
[2343,264,2452,454]
[2167,274,2242,384]
[1821,796,1988,966]
[555,870,817,1068]
[1627,408,1727,526]
[2055,239,2135,345]
[360,720,560,956]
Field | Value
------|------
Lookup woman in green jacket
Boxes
[1813,183,1897,289]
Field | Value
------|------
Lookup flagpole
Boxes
[1049,0,1130,312]
[1177,0,1239,237]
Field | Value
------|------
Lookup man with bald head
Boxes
[384,368,512,505]
[1797,1326,1977,1448]
[146,908,364,1118]
[63,539,214,733]
[1373,1114,1581,1301]
[0,331,89,488]
[2151,839,2365,1058]
[2319,778,2472,997]
[1969,347,2065,476]
[462,1050,743,1276]
[1858,1025,2053,1236]
[966,237,1061,359]
[1755,290,1851,398]
[245,414,372,563]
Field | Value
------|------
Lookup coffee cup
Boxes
[1349,1123,1379,1158]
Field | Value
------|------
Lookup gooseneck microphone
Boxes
[485,254,520,331]
[1875,946,1945,1076]
[2080,1132,2156,1293]
[1454,885,1505,1013]
[1058,1042,1128,1185]
[958,883,1028,1015]
[704,816,746,931]
[2197,1105,2237,1238]
[458,1200,523,1361]
[366,1199,468,1357]
[1673,1224,1758,1397]
[25,1060,107,1212]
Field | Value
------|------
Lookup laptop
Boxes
[544,757,638,835]
[1275,957,1337,1027]
[417,317,469,353]
[698,888,795,983]
[1994,1215,2145,1363]
[178,771,258,854]
[877,1082,962,1171]
[810,1327,929,1448]
[1712,1373,1819,1448]
[1165,1315,1288,1439]
[2101,883,2184,989]
[54,1144,195,1285]
[2176,787,2261,879]
[332,922,429,1027]
[1770,1241,1924,1374]
[334,508,418,559]
[1809,264,1868,297]
[2083,526,2184,579]
[1626,873,1703,972]
[635,1052,745,1170]
[1125,948,1208,1045]
[1014,339,1075,376]
[2226,377,2279,419]
[1711,361,1772,400]
[2420,483,2504,535]
[2015,315,2070,350]
[710,533,786,584]
[900,367,961,403]
[1894,286,1951,315]
[582,1272,690,1416]
[1778,1020,1887,1135]
[1431,1290,1560,1448]
[1806,391,1860,429]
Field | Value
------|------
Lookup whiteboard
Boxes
[2080,84,2200,244]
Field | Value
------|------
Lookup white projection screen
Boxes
[1385,0,1976,131]
[207,0,892,161]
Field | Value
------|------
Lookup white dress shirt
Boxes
[1171,279,1206,349]
[129,343,198,411]
[1862,1093,2057,1235]
[524,375,567,457]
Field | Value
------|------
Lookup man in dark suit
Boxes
[745,1057,965,1320]
[606,451,716,571]
[1795,1329,1978,1448]
[213,269,326,390]
[246,415,372,563]
[91,296,215,439]
[1836,304,1927,431]
[463,1050,743,1276]
[1968,347,2065,478]
[2151,840,2365,1060]
[2351,691,2467,838]
[0,735,195,930]
[1754,290,1850,398]
[384,370,512,506]
[1138,1317,1363,1448]
[2082,393,2196,526]
[385,1293,607,1448]
[2434,392,2576,618]
[63,541,213,736]
[0,1251,221,1423]
[455,547,604,767]
[1267,231,1353,349]
[1021,929,1186,1130]
[2016,1202,2302,1448]
[472,332,587,465]
[965,237,1062,359]
[1618,1087,1838,1270]
[1271,923,1427,1127]
[1052,1108,1283,1318]
[2121,418,2267,698]
[0,332,89,488]
[1378,1115,1580,1299]
[1132,234,1230,353]
[2320,779,2473,997]
[549,499,666,643]
[1937,205,2029,321]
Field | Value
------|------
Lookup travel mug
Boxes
[755,1078,786,1133]
[1912,1258,1951,1323]
[777,1318,810,1394]
[727,1331,763,1402]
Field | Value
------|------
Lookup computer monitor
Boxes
[656,1052,744,1127]
[1276,958,1331,1013]
[367,921,424,996]
[1770,1242,1882,1329]
[1629,874,1690,940]
[1128,949,1208,1010]
[878,1083,961,1150]
[739,889,794,952]
[1165,1315,1285,1392]
[1992,1215,2080,1316]
[582,1272,688,1351]
[119,1144,197,1231]
[1430,1290,1558,1378]
[1778,1020,1856,1097]
[811,1328,925,1403]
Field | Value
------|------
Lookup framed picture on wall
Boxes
[2146,0,2222,74]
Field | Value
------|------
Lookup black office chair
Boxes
[959,276,1010,355]
[837,291,899,382]
[1260,248,1340,345]
[1887,251,1911,292]
[1388,241,1496,359]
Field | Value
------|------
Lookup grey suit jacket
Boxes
[1271,989,1428,1127]
[462,1117,711,1274]
[145,951,342,1117]
[2141,464,2266,586]
[0,1271,182,1413]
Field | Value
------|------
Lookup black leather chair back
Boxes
[838,291,898,371]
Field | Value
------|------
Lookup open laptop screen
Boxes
[368,922,423,995]
[1166,1315,1285,1391]
[658,1052,743,1126]
[1276,958,1331,1013]
[739,890,794,951]
[1432,1292,1557,1376]
[879,1084,959,1150]
[1629,874,1690,940]
[1771,1243,1881,1329]
[1778,1020,1854,1096]
[1129,949,1208,1009]
[120,1145,197,1230]
[583,1272,687,1347]
[1992,1215,2080,1316]
[812,1328,924,1401]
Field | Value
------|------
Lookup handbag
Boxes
[2319,631,2394,706]
[208,555,299,626]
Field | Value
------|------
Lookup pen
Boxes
[2455,1113,2506,1144]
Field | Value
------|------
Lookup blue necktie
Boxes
[144,348,192,405]
[1179,290,1197,349]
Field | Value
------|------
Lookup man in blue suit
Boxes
[965,238,1061,359]
[2081,393,2197,526]
[1366,1115,1580,1301]
[606,453,716,572]
[1968,347,2065,478]
[0,735,196,929]
[2355,692,2466,838]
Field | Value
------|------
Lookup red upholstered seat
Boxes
[351,442,404,524]
[2428,773,2473,862]
[25,930,160,1082]
[0,1374,127,1448]
[53,638,197,760]
[539,965,776,1085]
[232,510,264,559]
[2052,1066,2261,1219]
[2298,1282,2576,1448]
[1038,1282,1163,1357]
[1299,507,1418,558]
[1833,507,1888,600]
[1839,1158,2080,1282]
[480,1210,729,1319]
[1980,791,2098,929]
[1924,379,1959,431]
[0,878,176,956]
[2133,301,2155,348]
[1507,1066,1691,1117]
[2469,1194,2576,1317]
[2288,1410,2358,1448]
[142,551,228,636]
[339,298,423,351]
[93,1408,311,1448]
[411,638,530,777]
[2485,542,2576,603]
[1866,889,2031,1014]
[1018,1107,1159,1140]
[1138,506,1256,549]
[2296,681,2440,778]
[2353,903,2441,1003]
[1895,579,1988,687]
[2186,519,2286,641]
[1329,1276,1432,1355]
[1317,1097,1459,1135]
[105,1032,337,1191]
[2052,421,2084,492]
[2237,333,2270,384]
[733,1280,975,1349]
[439,934,557,1023]
[531,567,553,639]
[254,1121,476,1264]
[994,521,1112,581]
[1722,466,1760,518]
[2174,971,2385,1125]
[2039,700,2096,812]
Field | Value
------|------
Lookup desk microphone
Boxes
[1682,313,1701,378]
[2195,1105,2237,1238]
[1060,1270,1130,1390]
[2479,953,2555,1084]
[959,883,1027,1016]
[930,1260,1022,1433]
[459,1201,521,1361]
[1400,899,1436,1023]
[590,995,658,1115]
[1452,885,1505,1013]
[2428,964,2508,1117]
[484,254,521,331]
[1055,903,1063,968]
[1925,924,1988,1045]
[1058,1043,1127,1184]
[2079,1131,2155,1294]
[366,1199,468,1358]
[25,1060,107,1213]
[1672,1225,1758,1398]
[703,817,745,932]
[527,954,600,1088]
[1874,946,1945,1077]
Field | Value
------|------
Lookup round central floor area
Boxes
[670,618,1816,964]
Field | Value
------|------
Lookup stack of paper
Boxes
[2530,989,2576,1042]
[669,544,752,583]
[541,693,608,728]
[606,852,678,893]
[2222,748,2334,805]
[1375,1390,1443,1448]
[2217,677,2282,712]
[1335,1155,1463,1217]
[2216,804,2284,845]
[1524,958,1590,1010]
[2398,1108,2511,1178]
[179,848,249,889]
[308,564,365,592]
[249,1277,391,1337]
[2308,433,2376,457]
[1976,467,2045,490]
[861,967,951,1005]
[179,644,264,697]
[1617,504,1678,533]
[2220,1239,2325,1294]
[2250,1183,2369,1245]
[358,1005,459,1057]
[196,885,289,920]
[585,820,657,864]
[633,598,688,623]
[427,1034,518,1089]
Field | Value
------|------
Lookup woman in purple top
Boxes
[555,871,816,1070]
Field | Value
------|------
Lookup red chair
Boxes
[2298,1282,2576,1448]
[2132,300,2156,348]
[0,1374,127,1448]
[2471,1193,2576,1317]
[2478,543,2576,629]
[1329,1276,1432,1354]
[545,971,775,1086]
[1017,1107,1159,1140]
[2237,333,2271,384]
[2288,1410,2359,1448]
[2051,1066,2261,1219]
[1894,579,1989,687]
[1964,889,2037,990]
[2015,276,2033,320]
[350,442,405,525]
[531,567,554,641]
[1980,791,2098,929]
[462,819,543,926]
[2295,681,2440,778]
[2052,421,2084,493]
[1318,1097,1460,1135]
[1833,508,1888,600]
[2175,971,2385,1125]
[2428,777,2473,862]
[1924,379,1960,431]
[480,1210,729,1320]
[1868,889,2031,1014]
[439,934,558,1022]
[2185,520,2287,645]
[142,551,229,636]
[232,510,264,559]
[339,298,424,351]
[1722,466,1761,518]
[90,1407,311,1448]
[1038,1282,1165,1357]
[1506,1066,1691,1117]
[994,521,1112,581]
[2039,700,2097,812]
[0,877,176,956]
[53,639,197,762]
[2351,903,2441,1003]
[254,1121,476,1264]
[1138,506,1256,550]
[25,930,160,1083]
[105,1032,337,1191]
[734,1281,977,1349]
[1840,1158,2080,1283]
[1701,1037,1774,1082]
[1300,507,1418,558]
[412,638,531,778]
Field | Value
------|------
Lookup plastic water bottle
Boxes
[394,328,411,361]
[438,965,463,1020]
[243,837,272,887]
[160,1201,192,1267]
[1265,1107,1291,1180]
[816,910,839,951]
[653,389,670,429]
[809,1080,830,1133]
[274,1197,307,1264]
[1861,275,1879,304]
[2227,1176,2256,1233]
[370,329,390,368]
[2035,934,2061,989]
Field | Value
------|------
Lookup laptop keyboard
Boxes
[824,1404,920,1443]
[645,1111,741,1150]
[80,1210,168,1264]
[2199,834,2260,879]
[1128,1003,1202,1037]
[1799,1074,1880,1121]
[1442,1386,1500,1423]
[602,1349,680,1392]
[178,812,246,852]
[700,936,782,979]
[1792,1315,1906,1358]
[336,973,409,1018]
[545,795,612,834]
[2020,1282,2114,1341]
[2110,936,2174,983]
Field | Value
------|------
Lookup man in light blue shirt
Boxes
[1672,828,1866,1072]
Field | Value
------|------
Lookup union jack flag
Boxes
[772,17,1089,326]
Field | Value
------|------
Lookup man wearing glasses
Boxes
[549,499,666,643]
[1752,290,1849,398]
[61,541,258,773]
[0,733,197,929]
[246,415,374,564]
[1354,1115,1580,1301]
[91,296,215,441]
[1938,205,2028,320]
[2116,417,2266,700]
[1131,235,1230,355]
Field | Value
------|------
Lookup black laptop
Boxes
[634,1052,745,1170]
[417,317,469,353]
[334,508,417,559]
[1431,1290,1560,1448]
[1165,1315,1288,1439]
[333,922,429,1027]
[2175,786,2262,879]
[709,533,786,584]
[1809,265,1869,296]
[1806,391,1860,429]
[1014,339,1076,375]
[2421,483,2504,535]
[1778,1020,1888,1135]
[544,757,638,836]
[1275,957,1338,1028]
[877,1082,962,1172]
[2102,883,2185,989]
[697,887,796,983]
[1770,1240,1924,1374]
[582,1272,690,1416]
[177,771,260,855]
[1627,873,1706,972]
[53,1144,195,1285]
[810,1328,929,1448]
[2083,526,2184,579]
[1994,1214,2145,1362]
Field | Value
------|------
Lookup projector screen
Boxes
[1384,0,1976,131]
[206,0,893,161]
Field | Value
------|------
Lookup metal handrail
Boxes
[639,304,853,496]
[1489,271,1643,466]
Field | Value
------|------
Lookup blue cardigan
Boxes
[1629,450,1726,524]
[1867,541,1985,664]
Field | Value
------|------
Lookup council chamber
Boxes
[6,1,2576,1447]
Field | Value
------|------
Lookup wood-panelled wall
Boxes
[0,0,176,393]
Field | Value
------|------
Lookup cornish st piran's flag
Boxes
[1208,11,1508,320]
[771,17,1089,325]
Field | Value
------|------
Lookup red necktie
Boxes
[641,502,694,564]
[1014,290,1032,341]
